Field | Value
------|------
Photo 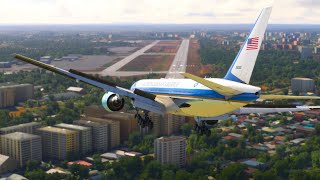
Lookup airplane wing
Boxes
[180,73,242,97]
[259,95,320,100]
[236,104,320,114]
[14,54,166,114]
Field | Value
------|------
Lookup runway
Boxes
[100,40,160,76]
[99,39,189,78]
[165,39,190,79]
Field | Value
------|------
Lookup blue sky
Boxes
[0,0,318,24]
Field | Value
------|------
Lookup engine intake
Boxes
[101,92,125,112]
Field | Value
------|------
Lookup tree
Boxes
[276,144,287,157]
[180,123,193,136]
[60,160,68,169]
[25,169,46,180]
[291,152,310,169]
[273,159,289,178]
[311,151,320,168]
[253,170,278,180]
[217,163,247,180]
[120,157,143,178]
[128,131,142,148]
[315,124,320,135]
[191,169,208,180]
[26,160,40,172]
[257,152,270,163]
[65,101,74,109]
[143,155,154,167]
[140,160,162,179]
[93,154,104,171]
[282,89,289,95]
[66,151,80,161]
[162,170,175,180]
[0,110,10,127]
[175,170,191,180]
[69,164,89,179]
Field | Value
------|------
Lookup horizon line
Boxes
[0,23,319,26]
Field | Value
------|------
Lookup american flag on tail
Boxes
[246,37,259,50]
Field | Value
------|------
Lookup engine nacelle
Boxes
[101,92,125,112]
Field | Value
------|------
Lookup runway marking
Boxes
[165,39,190,79]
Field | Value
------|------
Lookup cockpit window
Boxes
[255,91,261,96]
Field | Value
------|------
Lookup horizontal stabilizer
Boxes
[259,95,320,100]
[237,106,320,114]
[181,73,242,97]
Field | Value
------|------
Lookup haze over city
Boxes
[0,0,319,24]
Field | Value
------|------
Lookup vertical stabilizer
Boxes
[224,6,272,84]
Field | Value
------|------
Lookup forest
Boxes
[199,39,320,89]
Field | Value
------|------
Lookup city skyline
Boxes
[0,0,319,25]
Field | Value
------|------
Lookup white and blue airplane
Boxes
[14,6,320,135]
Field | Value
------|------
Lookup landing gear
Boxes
[194,117,219,136]
[135,110,153,129]
[194,121,211,137]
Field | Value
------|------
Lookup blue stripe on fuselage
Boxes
[136,87,259,102]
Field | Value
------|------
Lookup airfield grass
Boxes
[119,55,174,71]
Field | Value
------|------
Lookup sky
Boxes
[0,0,318,24]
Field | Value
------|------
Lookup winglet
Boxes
[259,95,320,100]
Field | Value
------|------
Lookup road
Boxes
[100,40,160,76]
[165,39,190,79]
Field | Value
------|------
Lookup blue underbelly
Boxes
[137,87,258,102]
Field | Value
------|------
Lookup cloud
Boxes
[296,0,320,7]
[186,12,214,17]
[0,0,317,24]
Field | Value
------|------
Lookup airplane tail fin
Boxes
[224,6,272,84]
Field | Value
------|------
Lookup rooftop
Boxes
[290,138,305,144]
[101,153,123,160]
[241,160,265,167]
[67,87,84,92]
[0,82,32,89]
[0,122,41,131]
[38,126,77,134]
[74,120,106,127]
[0,174,28,180]
[0,154,10,167]
[41,56,51,59]
[2,132,40,141]
[156,136,186,142]
[83,117,119,125]
[292,77,313,81]
[68,160,92,167]
[55,123,90,131]
[228,133,243,138]
[46,168,69,174]
[102,111,135,120]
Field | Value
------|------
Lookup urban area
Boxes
[0,24,319,180]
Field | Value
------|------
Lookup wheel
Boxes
[141,121,146,128]
[206,120,218,126]
[196,127,201,134]
[199,128,204,135]
[194,124,199,131]
[205,129,211,137]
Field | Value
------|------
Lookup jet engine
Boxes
[101,92,125,112]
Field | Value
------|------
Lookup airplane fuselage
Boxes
[131,78,261,117]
